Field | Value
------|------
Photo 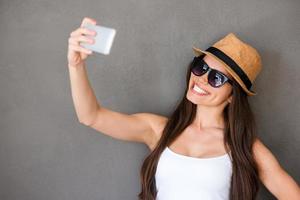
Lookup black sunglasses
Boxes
[191,56,233,88]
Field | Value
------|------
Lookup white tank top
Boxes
[155,146,232,200]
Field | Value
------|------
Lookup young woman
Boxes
[67,17,300,200]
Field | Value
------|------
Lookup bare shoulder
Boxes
[144,113,168,151]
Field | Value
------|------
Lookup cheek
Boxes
[216,86,232,99]
[189,73,195,86]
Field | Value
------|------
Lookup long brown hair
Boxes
[138,56,261,200]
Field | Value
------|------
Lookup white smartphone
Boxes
[79,23,116,55]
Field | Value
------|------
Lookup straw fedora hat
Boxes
[192,32,262,96]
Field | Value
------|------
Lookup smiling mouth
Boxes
[191,82,210,95]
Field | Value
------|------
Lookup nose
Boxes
[198,71,209,85]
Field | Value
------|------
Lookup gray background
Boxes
[0,0,299,199]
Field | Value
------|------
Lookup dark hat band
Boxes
[205,46,252,90]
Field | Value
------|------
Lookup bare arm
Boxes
[87,108,168,148]
[68,61,167,147]
[67,17,99,124]
[67,17,168,148]
[253,138,300,199]
[68,62,100,124]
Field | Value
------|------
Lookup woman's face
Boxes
[186,55,233,107]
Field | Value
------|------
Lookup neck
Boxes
[192,103,227,130]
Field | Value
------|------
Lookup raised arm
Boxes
[87,108,168,148]
[67,17,167,149]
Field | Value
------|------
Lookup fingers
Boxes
[80,17,97,28]
[68,35,95,46]
[69,44,93,55]
[70,27,97,37]
[68,35,94,54]
[67,17,97,57]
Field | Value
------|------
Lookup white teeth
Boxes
[193,84,208,94]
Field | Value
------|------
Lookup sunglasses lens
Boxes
[191,59,208,76]
[208,70,226,87]
[191,56,231,88]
